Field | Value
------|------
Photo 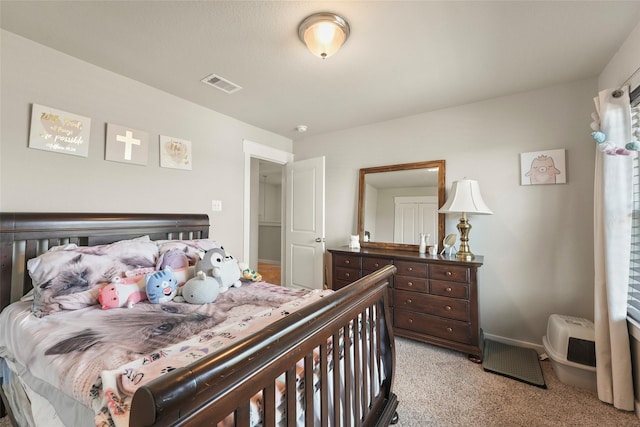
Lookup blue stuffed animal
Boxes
[145,266,179,303]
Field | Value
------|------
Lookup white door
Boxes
[393,196,438,244]
[285,156,325,290]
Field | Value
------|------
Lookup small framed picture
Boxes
[159,135,192,170]
[105,123,149,166]
[520,149,566,185]
[29,104,91,157]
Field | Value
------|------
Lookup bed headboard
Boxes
[0,212,210,311]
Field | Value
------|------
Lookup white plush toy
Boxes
[181,270,219,304]
[195,247,242,292]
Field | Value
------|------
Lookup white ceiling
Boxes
[2,1,639,140]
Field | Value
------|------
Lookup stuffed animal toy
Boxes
[181,270,220,304]
[98,276,147,309]
[238,262,262,282]
[156,248,190,270]
[145,266,179,303]
[195,248,242,292]
[156,248,194,286]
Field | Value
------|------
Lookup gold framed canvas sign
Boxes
[28,104,91,157]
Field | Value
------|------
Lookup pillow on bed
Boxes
[155,239,222,266]
[27,236,159,317]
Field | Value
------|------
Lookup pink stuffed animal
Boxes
[98,276,147,309]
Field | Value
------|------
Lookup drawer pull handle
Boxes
[445,305,452,311]
[408,319,413,324]
[446,271,452,276]
[374,263,379,267]
[446,287,452,292]
[345,273,350,278]
[446,327,453,333]
[408,267,413,271]
[344,260,350,264]
[407,281,413,287]
[406,299,412,304]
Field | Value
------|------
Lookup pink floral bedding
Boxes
[0,281,333,426]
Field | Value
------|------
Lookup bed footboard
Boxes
[130,264,398,427]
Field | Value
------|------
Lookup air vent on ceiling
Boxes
[201,73,242,94]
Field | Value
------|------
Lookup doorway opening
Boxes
[256,160,283,285]
[243,139,292,286]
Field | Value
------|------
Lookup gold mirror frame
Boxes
[357,160,446,251]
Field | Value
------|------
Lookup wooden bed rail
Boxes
[130,264,398,427]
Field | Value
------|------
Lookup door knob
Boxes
[315,237,325,243]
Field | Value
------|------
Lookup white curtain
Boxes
[593,87,634,411]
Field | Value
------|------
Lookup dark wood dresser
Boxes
[328,247,484,361]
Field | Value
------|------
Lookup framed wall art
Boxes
[520,149,566,185]
[28,104,91,157]
[159,135,192,170]
[105,123,149,166]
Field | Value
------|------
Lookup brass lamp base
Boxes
[455,212,475,261]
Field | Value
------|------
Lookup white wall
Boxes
[599,21,640,91]
[293,78,598,346]
[0,30,292,257]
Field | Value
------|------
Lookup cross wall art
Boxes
[105,123,149,166]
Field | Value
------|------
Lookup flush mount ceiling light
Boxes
[298,12,350,59]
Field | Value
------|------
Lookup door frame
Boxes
[242,140,293,270]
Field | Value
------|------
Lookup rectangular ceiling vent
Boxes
[201,73,242,94]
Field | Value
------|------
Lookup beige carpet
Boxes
[393,337,639,426]
[1,337,639,426]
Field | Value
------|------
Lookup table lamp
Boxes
[438,179,492,260]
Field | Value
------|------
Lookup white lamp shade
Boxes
[439,179,493,214]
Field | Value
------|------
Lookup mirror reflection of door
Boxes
[393,196,438,244]
[363,170,439,244]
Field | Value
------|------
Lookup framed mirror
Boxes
[357,160,445,251]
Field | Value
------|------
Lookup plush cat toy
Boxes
[98,276,147,309]
[156,248,194,286]
[145,266,179,303]
[195,248,242,292]
[181,270,220,304]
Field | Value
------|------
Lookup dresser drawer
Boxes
[394,310,471,344]
[395,275,428,293]
[429,264,470,283]
[334,267,362,283]
[362,257,394,273]
[430,280,469,299]
[394,290,469,321]
[333,254,362,269]
[395,260,428,277]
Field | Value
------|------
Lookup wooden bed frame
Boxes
[0,212,398,426]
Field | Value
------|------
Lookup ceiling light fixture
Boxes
[298,12,350,59]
